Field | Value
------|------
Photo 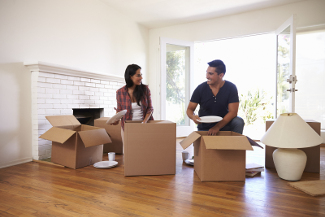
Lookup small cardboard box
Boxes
[265,119,320,173]
[180,131,253,181]
[124,120,176,176]
[94,117,123,154]
[40,115,112,169]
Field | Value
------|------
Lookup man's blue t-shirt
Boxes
[190,81,239,130]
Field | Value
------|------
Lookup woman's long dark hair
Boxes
[125,64,146,106]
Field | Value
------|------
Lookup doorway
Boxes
[194,34,276,140]
[160,37,195,137]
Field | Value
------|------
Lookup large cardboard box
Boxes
[265,119,321,173]
[40,115,112,169]
[124,120,176,176]
[180,131,253,181]
[94,117,123,154]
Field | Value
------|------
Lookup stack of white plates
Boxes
[184,159,194,166]
[93,161,118,169]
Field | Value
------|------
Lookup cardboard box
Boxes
[265,119,320,173]
[124,120,176,176]
[94,117,123,154]
[180,131,253,181]
[40,115,112,169]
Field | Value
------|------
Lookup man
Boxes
[186,59,244,136]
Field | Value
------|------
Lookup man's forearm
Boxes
[186,108,196,120]
[212,112,237,130]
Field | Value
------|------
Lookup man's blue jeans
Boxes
[219,116,245,134]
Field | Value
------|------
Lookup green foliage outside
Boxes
[166,50,186,125]
[166,51,185,104]
[239,89,274,125]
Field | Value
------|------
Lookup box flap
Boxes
[78,128,112,147]
[125,120,174,124]
[180,131,201,149]
[202,132,253,150]
[39,127,76,144]
[246,136,263,149]
[45,115,80,127]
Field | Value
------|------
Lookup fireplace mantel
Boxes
[24,62,124,82]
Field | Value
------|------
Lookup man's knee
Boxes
[231,116,245,134]
[233,116,245,127]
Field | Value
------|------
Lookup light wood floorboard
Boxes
[0,141,324,217]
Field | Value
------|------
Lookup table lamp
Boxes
[261,113,323,181]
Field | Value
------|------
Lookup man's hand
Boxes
[187,102,201,124]
[208,126,220,136]
[192,115,201,124]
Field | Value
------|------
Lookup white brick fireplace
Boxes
[25,62,124,160]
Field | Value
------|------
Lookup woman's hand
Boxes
[110,120,120,125]
[142,111,152,124]
[110,107,120,125]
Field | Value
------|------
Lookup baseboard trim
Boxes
[32,159,65,167]
[0,157,33,169]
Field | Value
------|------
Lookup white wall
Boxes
[0,63,32,168]
[0,0,149,168]
[148,0,325,120]
[0,0,148,75]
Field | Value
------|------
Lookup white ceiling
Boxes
[101,0,305,29]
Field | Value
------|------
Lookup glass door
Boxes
[275,15,297,117]
[160,38,195,137]
[295,29,325,129]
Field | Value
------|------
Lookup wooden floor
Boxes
[1,142,325,217]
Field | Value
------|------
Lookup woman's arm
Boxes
[116,89,123,112]
[142,111,152,124]
[146,86,154,114]
[142,86,154,123]
[111,89,123,125]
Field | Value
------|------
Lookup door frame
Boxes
[160,37,195,137]
[275,15,297,117]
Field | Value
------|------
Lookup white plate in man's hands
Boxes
[93,161,118,169]
[106,110,127,124]
[197,116,223,123]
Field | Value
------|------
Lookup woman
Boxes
[114,64,154,131]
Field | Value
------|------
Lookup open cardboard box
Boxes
[94,117,123,154]
[124,120,176,176]
[40,115,112,169]
[180,131,253,181]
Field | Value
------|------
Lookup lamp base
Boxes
[273,148,307,181]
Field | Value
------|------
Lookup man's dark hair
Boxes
[207,59,226,75]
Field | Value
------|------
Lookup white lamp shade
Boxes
[261,113,323,148]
